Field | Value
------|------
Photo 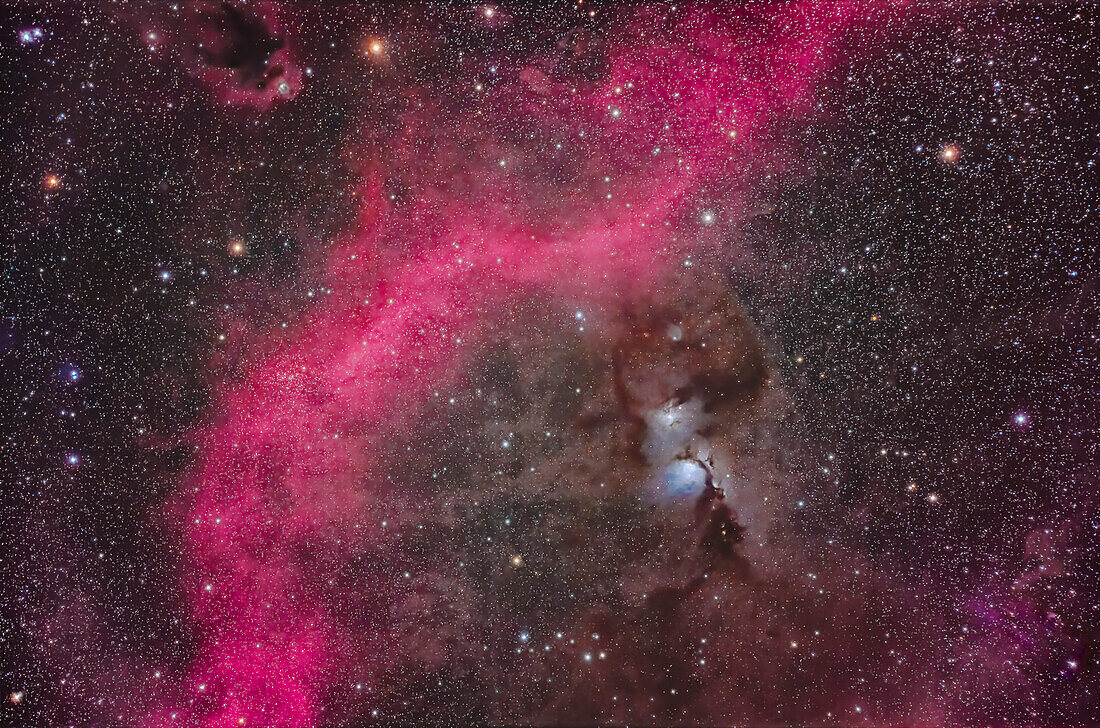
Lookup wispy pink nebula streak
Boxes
[154,4,864,725]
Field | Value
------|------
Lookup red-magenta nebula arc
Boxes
[9,0,1095,726]
[159,4,859,725]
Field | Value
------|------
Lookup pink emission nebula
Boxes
[5,1,1096,727]
[170,5,857,725]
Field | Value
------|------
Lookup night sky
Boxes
[1,1,1097,727]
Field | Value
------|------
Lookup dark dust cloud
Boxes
[1,1,1096,727]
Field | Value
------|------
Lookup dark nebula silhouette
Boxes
[2,2,1095,727]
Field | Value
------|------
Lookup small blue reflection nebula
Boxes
[661,459,708,496]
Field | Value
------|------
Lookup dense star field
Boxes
[1,1,1097,726]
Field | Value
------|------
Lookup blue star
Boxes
[17,27,44,46]
[61,364,81,384]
